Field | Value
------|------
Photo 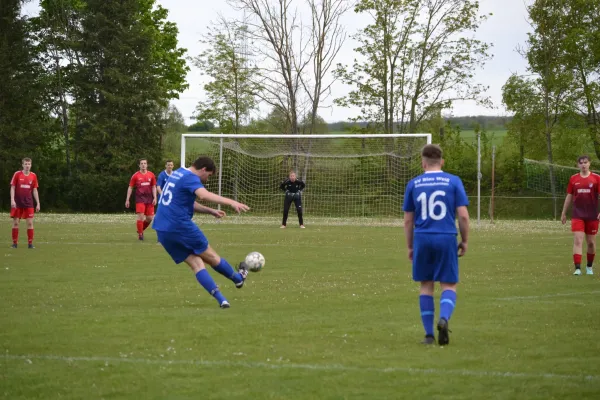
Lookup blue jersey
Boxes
[402,171,469,235]
[157,170,172,191]
[153,168,204,232]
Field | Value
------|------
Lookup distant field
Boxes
[460,129,508,146]
[2,215,600,399]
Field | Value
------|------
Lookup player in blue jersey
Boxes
[156,160,174,201]
[402,144,470,345]
[155,160,174,242]
[153,156,250,309]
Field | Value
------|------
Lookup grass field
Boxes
[2,214,600,399]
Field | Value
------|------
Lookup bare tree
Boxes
[301,0,349,135]
[230,0,311,135]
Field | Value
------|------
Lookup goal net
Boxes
[524,158,581,195]
[181,134,431,224]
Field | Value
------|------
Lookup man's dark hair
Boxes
[421,144,443,164]
[139,158,147,164]
[578,155,590,163]
[192,156,216,172]
[22,157,32,163]
[165,159,173,164]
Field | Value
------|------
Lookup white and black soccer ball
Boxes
[245,251,265,272]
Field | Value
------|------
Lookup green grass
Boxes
[2,215,600,399]
[460,129,508,146]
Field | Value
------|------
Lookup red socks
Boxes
[27,229,34,244]
[574,254,582,265]
[143,221,150,231]
[137,220,144,235]
[587,253,595,266]
[12,228,18,244]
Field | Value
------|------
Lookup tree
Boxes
[559,0,600,158]
[334,0,491,133]
[193,18,258,134]
[230,0,306,135]
[66,0,189,173]
[0,0,56,209]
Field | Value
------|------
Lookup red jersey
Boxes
[10,171,39,208]
[567,173,600,220]
[129,171,156,204]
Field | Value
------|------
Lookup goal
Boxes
[181,134,431,224]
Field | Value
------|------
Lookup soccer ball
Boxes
[245,251,265,272]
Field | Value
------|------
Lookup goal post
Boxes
[180,133,432,223]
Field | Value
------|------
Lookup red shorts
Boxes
[571,218,599,235]
[10,207,35,219]
[135,203,155,216]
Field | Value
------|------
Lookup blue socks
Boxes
[212,258,243,284]
[195,269,227,304]
[440,290,457,321]
[419,295,435,337]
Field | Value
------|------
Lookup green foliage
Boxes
[192,20,257,134]
[334,0,491,133]
[0,0,57,210]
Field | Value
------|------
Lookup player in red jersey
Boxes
[125,158,157,240]
[10,158,40,249]
[561,155,600,275]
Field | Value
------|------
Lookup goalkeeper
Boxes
[280,170,306,228]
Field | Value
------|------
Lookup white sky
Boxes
[22,0,532,124]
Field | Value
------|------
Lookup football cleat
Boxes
[11,243,17,249]
[28,244,34,249]
[437,318,450,346]
[573,268,582,276]
[421,335,436,345]
[236,262,249,288]
[280,225,286,229]
[586,267,594,275]
[300,225,306,229]
[138,234,144,241]
[220,300,230,309]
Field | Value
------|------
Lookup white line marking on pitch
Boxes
[497,290,600,301]
[1,354,598,381]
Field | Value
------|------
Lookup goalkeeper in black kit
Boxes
[280,170,306,229]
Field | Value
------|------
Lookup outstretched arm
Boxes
[195,187,249,213]
[194,202,225,218]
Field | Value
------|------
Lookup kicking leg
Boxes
[200,246,248,288]
[184,254,229,308]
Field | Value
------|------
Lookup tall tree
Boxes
[334,0,491,133]
[230,0,307,135]
[65,0,189,172]
[559,0,600,158]
[193,18,258,134]
[0,0,55,209]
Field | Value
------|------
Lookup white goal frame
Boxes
[180,133,432,223]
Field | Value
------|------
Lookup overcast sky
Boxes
[23,0,533,123]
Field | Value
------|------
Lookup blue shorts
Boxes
[412,233,459,283]
[157,228,209,264]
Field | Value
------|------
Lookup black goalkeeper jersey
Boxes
[280,179,305,194]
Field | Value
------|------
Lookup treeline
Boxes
[0,0,188,211]
[325,116,512,133]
